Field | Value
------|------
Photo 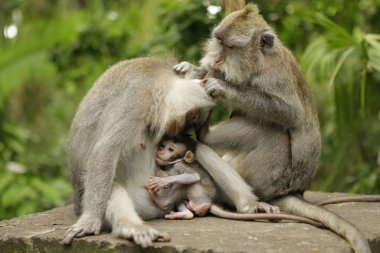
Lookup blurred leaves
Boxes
[299,11,380,193]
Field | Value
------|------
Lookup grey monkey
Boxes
[64,57,217,247]
[175,4,371,253]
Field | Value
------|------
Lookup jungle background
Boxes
[0,0,379,220]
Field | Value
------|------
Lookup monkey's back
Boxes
[67,57,214,215]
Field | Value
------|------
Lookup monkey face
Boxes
[155,141,185,166]
[200,4,277,85]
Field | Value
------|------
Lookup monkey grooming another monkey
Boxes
[146,135,323,227]
[174,4,371,253]
[63,57,218,247]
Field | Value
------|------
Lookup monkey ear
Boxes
[260,31,275,49]
[184,151,195,163]
[244,3,259,15]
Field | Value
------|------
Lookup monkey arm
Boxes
[147,172,201,192]
[195,142,279,214]
[148,163,201,192]
[64,136,121,244]
[215,79,305,129]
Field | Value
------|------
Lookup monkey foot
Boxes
[116,223,170,247]
[165,210,194,220]
[239,200,280,214]
[63,213,102,245]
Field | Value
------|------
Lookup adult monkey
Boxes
[63,56,274,247]
[63,57,215,247]
[175,4,371,253]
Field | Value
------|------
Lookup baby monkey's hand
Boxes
[147,176,172,192]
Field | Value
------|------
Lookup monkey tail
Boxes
[274,195,371,253]
[209,205,324,227]
[314,195,380,206]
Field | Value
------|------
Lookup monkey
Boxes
[148,134,215,220]
[174,4,372,253]
[63,56,220,247]
[146,134,323,227]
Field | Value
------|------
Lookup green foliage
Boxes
[299,12,380,193]
[0,0,379,220]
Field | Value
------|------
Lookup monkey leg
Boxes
[186,183,213,216]
[105,183,170,247]
[187,201,211,216]
[165,202,194,220]
[196,142,279,213]
[148,184,185,212]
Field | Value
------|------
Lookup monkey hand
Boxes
[147,176,171,192]
[173,61,197,74]
[63,212,102,244]
[116,223,170,247]
[238,199,280,214]
[159,171,169,177]
[203,78,226,98]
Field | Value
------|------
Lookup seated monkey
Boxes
[146,134,215,219]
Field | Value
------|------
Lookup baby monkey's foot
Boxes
[165,210,194,220]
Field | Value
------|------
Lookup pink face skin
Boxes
[155,141,185,166]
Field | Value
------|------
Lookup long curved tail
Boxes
[274,195,371,253]
[209,204,323,227]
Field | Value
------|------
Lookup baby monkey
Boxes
[147,134,214,219]
[146,135,324,226]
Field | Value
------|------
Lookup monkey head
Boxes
[200,3,279,85]
[156,135,196,166]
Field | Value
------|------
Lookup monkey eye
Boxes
[217,38,223,45]
[225,44,234,49]
[168,147,174,152]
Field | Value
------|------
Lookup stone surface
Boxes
[0,191,379,253]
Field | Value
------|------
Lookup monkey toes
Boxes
[117,224,170,248]
[63,214,102,244]
[239,200,280,214]
[165,210,194,220]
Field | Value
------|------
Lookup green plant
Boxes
[301,13,380,193]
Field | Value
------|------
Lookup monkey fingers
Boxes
[239,199,280,214]
[204,78,225,98]
[147,178,170,191]
[173,61,194,74]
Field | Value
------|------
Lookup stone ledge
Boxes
[0,191,379,253]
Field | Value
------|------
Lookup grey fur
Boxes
[175,4,371,253]
[64,57,215,247]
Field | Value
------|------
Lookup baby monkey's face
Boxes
[155,141,185,166]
